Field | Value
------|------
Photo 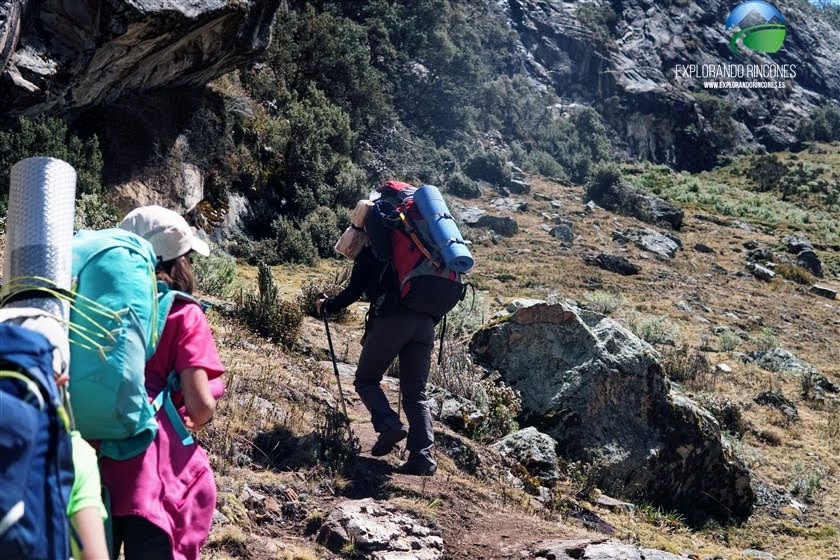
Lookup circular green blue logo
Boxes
[725,1,787,56]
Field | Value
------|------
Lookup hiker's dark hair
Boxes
[156,255,194,293]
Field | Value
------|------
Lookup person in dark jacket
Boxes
[316,246,437,475]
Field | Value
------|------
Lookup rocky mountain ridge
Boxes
[504,0,840,169]
[2,1,838,176]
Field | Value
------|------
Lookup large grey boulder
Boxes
[747,261,776,282]
[469,303,754,523]
[810,285,837,300]
[586,178,683,230]
[613,228,681,260]
[1,0,280,113]
[795,249,822,277]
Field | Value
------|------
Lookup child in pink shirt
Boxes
[100,206,224,560]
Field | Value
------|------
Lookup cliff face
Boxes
[504,0,840,170]
[0,0,281,115]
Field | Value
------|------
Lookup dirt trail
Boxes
[322,361,587,559]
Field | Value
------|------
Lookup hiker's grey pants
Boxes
[355,309,435,463]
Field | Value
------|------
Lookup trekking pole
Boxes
[323,311,353,438]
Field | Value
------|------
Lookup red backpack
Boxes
[366,181,466,319]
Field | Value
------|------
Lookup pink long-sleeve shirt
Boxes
[101,300,224,560]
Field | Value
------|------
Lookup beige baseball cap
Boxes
[120,205,211,262]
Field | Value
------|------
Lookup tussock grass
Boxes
[584,289,628,315]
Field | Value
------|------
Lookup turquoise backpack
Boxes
[69,230,197,459]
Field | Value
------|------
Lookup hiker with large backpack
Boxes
[99,206,224,560]
[1,156,97,559]
[316,181,474,476]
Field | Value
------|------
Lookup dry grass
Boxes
[195,153,840,558]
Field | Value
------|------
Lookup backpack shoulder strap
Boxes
[151,283,205,447]
[154,282,205,345]
[149,371,194,446]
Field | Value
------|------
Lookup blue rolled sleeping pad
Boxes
[412,184,475,273]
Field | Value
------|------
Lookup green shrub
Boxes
[430,339,481,401]
[232,237,283,266]
[235,263,303,347]
[630,314,680,346]
[797,104,840,142]
[464,151,511,187]
[443,290,489,338]
[0,116,104,208]
[192,251,238,298]
[523,150,567,180]
[575,3,618,48]
[789,460,825,502]
[534,106,612,183]
[302,207,341,258]
[752,327,779,352]
[313,401,360,472]
[298,267,353,323]
[683,93,738,170]
[659,345,712,387]
[445,172,482,199]
[472,373,522,443]
[73,192,118,231]
[273,216,317,265]
[746,154,788,193]
[587,161,622,197]
[716,329,740,352]
[584,290,628,315]
[274,87,360,216]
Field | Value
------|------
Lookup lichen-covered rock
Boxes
[533,539,684,560]
[492,427,560,487]
[613,228,681,260]
[317,499,443,558]
[469,303,754,523]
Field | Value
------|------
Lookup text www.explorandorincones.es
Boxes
[703,81,787,89]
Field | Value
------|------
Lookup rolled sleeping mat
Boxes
[412,184,474,273]
[334,226,368,260]
[2,157,77,322]
[350,199,374,229]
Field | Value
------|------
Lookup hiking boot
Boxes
[370,428,408,457]
[396,458,437,477]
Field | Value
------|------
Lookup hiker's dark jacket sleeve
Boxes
[323,248,376,313]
